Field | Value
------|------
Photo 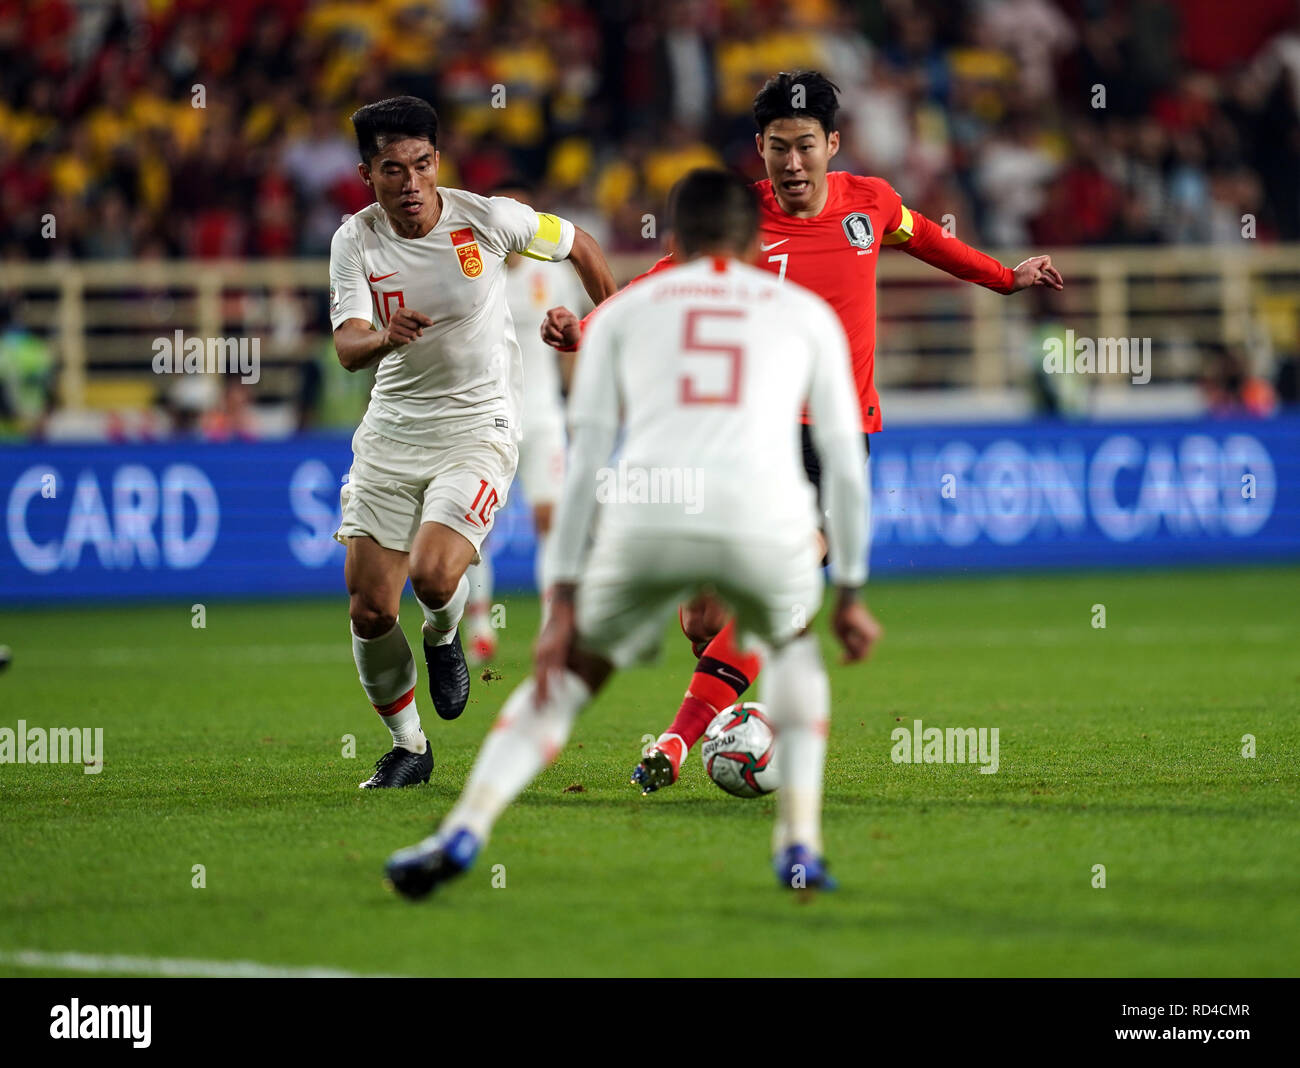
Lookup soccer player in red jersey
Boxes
[542,71,1064,793]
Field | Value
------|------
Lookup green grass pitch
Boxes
[1,564,1297,977]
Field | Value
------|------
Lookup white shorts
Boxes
[517,421,565,509]
[575,529,823,668]
[334,424,518,557]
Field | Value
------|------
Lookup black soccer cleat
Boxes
[424,629,471,720]
[358,744,433,789]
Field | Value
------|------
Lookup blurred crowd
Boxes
[1,0,1298,437]
[2,0,1299,261]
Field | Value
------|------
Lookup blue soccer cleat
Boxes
[385,827,480,900]
[773,844,838,891]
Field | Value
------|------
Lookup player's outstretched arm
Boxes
[890,207,1063,294]
[542,254,678,352]
[534,582,578,704]
[535,304,621,702]
[333,308,434,372]
[565,225,618,307]
[803,288,882,664]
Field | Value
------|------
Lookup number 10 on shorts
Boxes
[465,479,499,528]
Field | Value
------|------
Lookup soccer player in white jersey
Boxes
[463,178,589,665]
[329,97,616,789]
[386,169,883,895]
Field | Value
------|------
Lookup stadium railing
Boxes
[2,246,1296,413]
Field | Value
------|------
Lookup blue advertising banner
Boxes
[2,416,1298,605]
[869,416,1299,574]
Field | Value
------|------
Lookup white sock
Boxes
[465,557,494,639]
[419,573,469,647]
[351,619,426,753]
[762,634,829,855]
[441,669,591,842]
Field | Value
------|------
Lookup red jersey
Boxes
[756,172,906,432]
[572,170,1017,432]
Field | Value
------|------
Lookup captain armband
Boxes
[881,205,915,245]
[521,213,576,262]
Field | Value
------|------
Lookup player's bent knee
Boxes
[679,599,726,646]
[349,599,397,639]
[409,566,462,609]
[681,619,721,646]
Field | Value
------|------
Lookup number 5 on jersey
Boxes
[680,308,744,406]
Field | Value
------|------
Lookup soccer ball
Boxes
[702,703,779,798]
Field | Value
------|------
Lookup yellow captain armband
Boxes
[882,205,915,245]
[520,212,576,262]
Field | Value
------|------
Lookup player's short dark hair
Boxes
[753,70,840,138]
[351,96,439,164]
[669,168,759,257]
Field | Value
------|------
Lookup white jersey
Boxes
[553,255,868,587]
[504,255,585,436]
[329,188,575,448]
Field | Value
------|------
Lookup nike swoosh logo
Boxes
[715,666,749,688]
[368,271,398,283]
[760,239,789,251]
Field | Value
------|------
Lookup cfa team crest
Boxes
[841,212,874,250]
[450,226,484,278]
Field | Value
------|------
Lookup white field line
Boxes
[0,947,382,978]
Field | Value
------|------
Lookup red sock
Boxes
[666,620,764,749]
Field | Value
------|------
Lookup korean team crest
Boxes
[450,226,483,278]
[841,212,874,250]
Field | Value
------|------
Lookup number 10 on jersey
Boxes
[464,479,499,528]
[372,289,405,326]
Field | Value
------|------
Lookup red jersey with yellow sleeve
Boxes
[566,170,1016,433]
